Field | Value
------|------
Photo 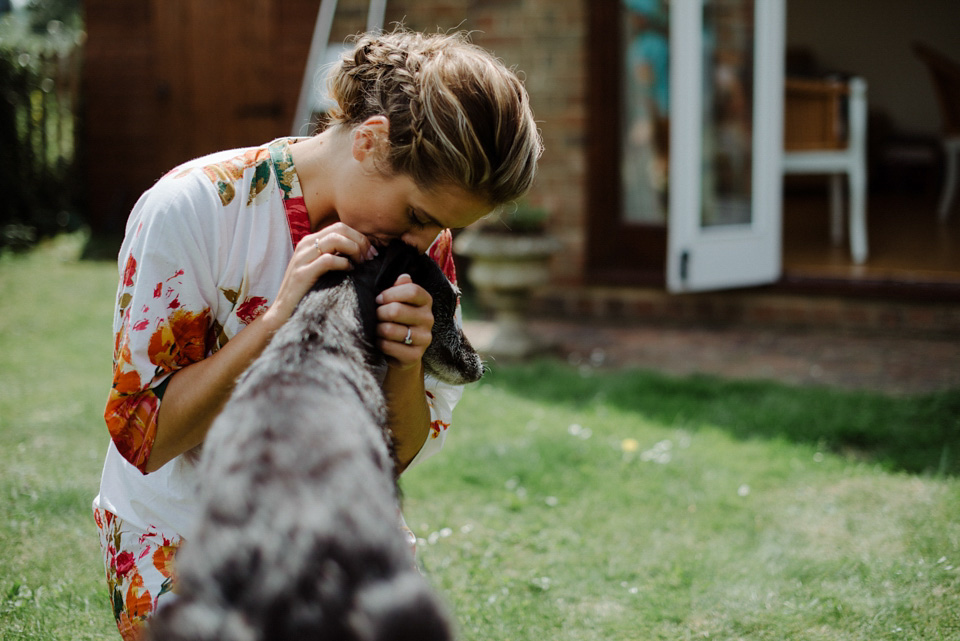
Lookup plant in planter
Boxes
[455,202,561,360]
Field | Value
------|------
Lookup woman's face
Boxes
[336,168,492,253]
[329,117,493,252]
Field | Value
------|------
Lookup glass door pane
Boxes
[701,0,754,228]
[621,0,670,224]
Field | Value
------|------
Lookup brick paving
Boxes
[463,319,960,396]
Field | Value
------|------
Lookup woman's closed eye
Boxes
[409,209,433,230]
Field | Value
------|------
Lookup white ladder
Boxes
[292,0,388,136]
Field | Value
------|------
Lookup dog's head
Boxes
[343,240,484,385]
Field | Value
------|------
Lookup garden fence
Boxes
[0,21,83,249]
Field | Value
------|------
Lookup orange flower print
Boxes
[116,610,142,641]
[114,322,127,363]
[105,391,160,471]
[200,148,270,206]
[152,543,177,580]
[113,368,142,396]
[125,573,153,621]
[147,308,211,374]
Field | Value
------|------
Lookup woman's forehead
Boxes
[415,183,493,229]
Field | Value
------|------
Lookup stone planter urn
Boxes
[455,228,561,360]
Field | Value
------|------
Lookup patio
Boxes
[464,317,960,397]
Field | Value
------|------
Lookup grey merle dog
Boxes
[148,240,483,641]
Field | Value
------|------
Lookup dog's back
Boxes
[148,242,475,641]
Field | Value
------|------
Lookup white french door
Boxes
[665,0,785,293]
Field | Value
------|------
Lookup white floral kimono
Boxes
[92,138,464,638]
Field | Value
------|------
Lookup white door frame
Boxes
[666,0,786,293]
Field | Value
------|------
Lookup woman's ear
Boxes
[352,116,391,162]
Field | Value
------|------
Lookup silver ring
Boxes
[403,327,413,345]
[313,238,321,254]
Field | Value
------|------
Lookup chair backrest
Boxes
[913,42,960,136]
[783,77,850,151]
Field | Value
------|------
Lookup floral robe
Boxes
[92,138,464,639]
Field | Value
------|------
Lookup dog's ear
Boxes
[346,241,421,350]
[408,253,485,385]
[361,240,483,383]
[372,240,421,294]
[349,573,453,641]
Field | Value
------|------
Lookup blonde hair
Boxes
[326,29,542,205]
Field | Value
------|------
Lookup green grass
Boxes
[0,234,119,640]
[2,235,959,640]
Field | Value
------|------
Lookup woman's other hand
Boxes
[375,273,434,370]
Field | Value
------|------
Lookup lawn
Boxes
[1,235,958,640]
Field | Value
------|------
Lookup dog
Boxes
[147,240,484,641]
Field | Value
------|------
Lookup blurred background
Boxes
[2,6,958,638]
[2,0,958,337]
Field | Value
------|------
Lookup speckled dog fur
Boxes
[147,241,483,641]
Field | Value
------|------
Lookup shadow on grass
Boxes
[480,360,960,476]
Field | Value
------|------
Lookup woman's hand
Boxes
[377,273,434,470]
[375,274,434,370]
[262,223,377,332]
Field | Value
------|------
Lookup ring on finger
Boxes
[313,238,321,254]
[403,326,413,346]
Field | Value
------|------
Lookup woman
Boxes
[93,29,541,639]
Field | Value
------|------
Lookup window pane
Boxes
[701,0,754,228]
[621,0,670,225]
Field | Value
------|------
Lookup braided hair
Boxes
[326,29,542,205]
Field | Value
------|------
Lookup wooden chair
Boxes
[782,76,869,264]
[913,42,960,221]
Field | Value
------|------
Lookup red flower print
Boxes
[428,229,458,285]
[285,198,311,246]
[115,551,135,577]
[122,255,137,287]
[235,296,268,325]
[133,319,150,331]
[430,420,449,439]
[168,297,181,310]
[153,282,162,298]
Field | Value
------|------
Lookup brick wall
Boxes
[379,0,589,285]
[84,0,589,274]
